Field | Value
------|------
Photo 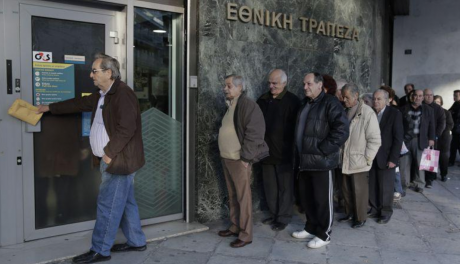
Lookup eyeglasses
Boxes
[91,68,107,74]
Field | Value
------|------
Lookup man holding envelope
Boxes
[37,53,146,263]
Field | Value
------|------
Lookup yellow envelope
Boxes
[8,99,43,126]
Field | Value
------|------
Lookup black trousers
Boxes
[369,163,395,218]
[449,133,460,164]
[261,163,293,224]
[298,170,333,242]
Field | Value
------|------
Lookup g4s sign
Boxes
[33,51,52,62]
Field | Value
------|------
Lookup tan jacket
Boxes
[342,100,381,174]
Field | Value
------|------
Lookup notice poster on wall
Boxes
[33,62,75,106]
[81,93,92,137]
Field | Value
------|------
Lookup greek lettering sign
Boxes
[33,62,75,105]
[226,3,359,41]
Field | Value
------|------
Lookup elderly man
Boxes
[400,90,435,193]
[368,90,403,224]
[339,84,381,229]
[400,83,414,107]
[257,69,300,231]
[291,73,349,249]
[217,74,269,248]
[449,90,460,166]
[423,89,446,188]
[37,54,146,263]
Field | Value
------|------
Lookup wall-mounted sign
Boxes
[226,3,359,41]
[65,55,86,64]
[33,51,53,62]
[81,93,92,137]
[33,62,75,105]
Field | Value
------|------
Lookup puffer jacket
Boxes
[342,100,381,174]
[294,91,349,171]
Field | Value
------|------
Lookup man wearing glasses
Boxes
[37,53,146,263]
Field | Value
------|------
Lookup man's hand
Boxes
[103,154,112,164]
[387,161,396,169]
[428,140,435,147]
[241,161,249,168]
[36,105,50,114]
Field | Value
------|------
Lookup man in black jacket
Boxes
[449,90,460,165]
[399,83,414,107]
[257,69,300,231]
[400,90,435,193]
[291,73,349,249]
[423,89,446,188]
[369,90,403,224]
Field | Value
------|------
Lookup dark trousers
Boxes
[298,170,333,242]
[369,163,395,218]
[262,164,293,224]
[342,172,369,222]
[449,133,460,164]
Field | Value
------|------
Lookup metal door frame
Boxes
[20,3,118,241]
[128,1,186,227]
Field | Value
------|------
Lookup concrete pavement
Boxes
[47,166,460,264]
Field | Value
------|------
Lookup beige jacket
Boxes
[342,100,381,174]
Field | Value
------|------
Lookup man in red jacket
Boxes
[38,54,146,263]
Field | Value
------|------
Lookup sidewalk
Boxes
[24,166,460,264]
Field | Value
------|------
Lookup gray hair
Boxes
[225,74,245,91]
[94,53,120,80]
[269,69,287,84]
[374,89,389,101]
[342,83,360,96]
[361,93,373,101]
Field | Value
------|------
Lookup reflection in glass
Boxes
[133,8,183,220]
[32,17,104,229]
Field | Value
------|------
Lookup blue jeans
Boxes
[394,168,405,195]
[90,160,146,256]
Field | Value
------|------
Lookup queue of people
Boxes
[217,70,457,250]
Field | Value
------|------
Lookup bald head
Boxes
[268,69,287,98]
[423,88,434,104]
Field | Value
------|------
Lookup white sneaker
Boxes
[307,237,330,249]
[291,230,315,239]
[393,192,401,201]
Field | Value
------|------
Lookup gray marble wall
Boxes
[196,0,391,222]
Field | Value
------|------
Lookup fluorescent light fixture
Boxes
[153,29,167,33]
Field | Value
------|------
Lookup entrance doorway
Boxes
[19,1,185,242]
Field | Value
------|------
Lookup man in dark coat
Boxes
[449,90,460,165]
[423,89,446,188]
[399,90,435,193]
[369,90,403,224]
[291,72,349,249]
[37,54,147,263]
[399,83,414,107]
[257,69,300,231]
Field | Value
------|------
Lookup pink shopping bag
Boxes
[419,148,440,173]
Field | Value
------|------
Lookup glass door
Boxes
[132,7,184,223]
[20,4,119,241]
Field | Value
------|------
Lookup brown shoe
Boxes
[218,229,238,237]
[230,239,252,248]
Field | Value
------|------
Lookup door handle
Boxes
[26,120,41,133]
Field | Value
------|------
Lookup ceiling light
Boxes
[153,29,167,33]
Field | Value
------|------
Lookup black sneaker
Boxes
[414,186,424,193]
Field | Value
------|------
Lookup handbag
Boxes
[419,148,440,173]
